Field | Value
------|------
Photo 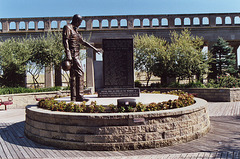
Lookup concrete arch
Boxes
[225,16,232,25]
[134,19,140,27]
[216,17,222,25]
[19,21,25,30]
[202,17,209,25]
[111,19,118,28]
[184,18,190,26]
[92,19,100,28]
[234,16,240,24]
[174,18,181,26]
[161,18,168,26]
[60,20,67,28]
[10,21,16,30]
[120,19,127,28]
[28,21,35,30]
[143,18,150,27]
[152,18,159,27]
[101,19,108,28]
[193,17,200,25]
[38,21,44,30]
[51,20,57,29]
[80,20,86,28]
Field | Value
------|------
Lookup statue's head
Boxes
[72,14,82,27]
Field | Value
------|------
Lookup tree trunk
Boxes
[161,76,168,86]
[55,65,62,86]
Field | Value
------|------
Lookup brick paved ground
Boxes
[0,102,240,158]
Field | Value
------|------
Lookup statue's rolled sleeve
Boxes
[63,25,72,60]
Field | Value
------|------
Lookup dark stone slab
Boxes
[117,98,137,107]
[98,88,140,98]
[102,39,134,88]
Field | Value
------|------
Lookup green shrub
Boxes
[166,81,205,88]
[85,101,105,113]
[0,86,69,95]
[134,80,142,87]
[150,82,161,88]
[186,81,205,88]
[108,104,118,113]
[217,75,240,88]
[38,98,105,113]
[206,75,240,88]
[136,102,146,112]
[118,106,126,113]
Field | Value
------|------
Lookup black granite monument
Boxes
[98,39,140,97]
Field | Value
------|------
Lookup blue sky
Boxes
[0,0,240,18]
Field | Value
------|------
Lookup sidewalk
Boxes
[0,102,239,159]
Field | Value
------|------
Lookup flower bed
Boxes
[38,90,195,113]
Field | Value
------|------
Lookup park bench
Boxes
[35,95,46,101]
[0,97,13,110]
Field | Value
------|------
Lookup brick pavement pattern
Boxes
[0,102,240,158]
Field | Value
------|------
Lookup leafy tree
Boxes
[0,38,31,87]
[30,32,64,68]
[209,37,237,79]
[166,29,209,82]
[134,34,167,86]
[134,29,210,86]
[29,32,65,87]
[153,29,210,85]
[0,31,87,88]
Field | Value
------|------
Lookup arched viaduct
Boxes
[1,13,240,89]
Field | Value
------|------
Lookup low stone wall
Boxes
[230,88,240,102]
[0,90,70,109]
[1,87,238,110]
[25,97,210,151]
[141,88,240,102]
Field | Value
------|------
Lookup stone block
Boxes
[39,129,52,138]
[65,134,84,142]
[51,131,66,140]
[180,127,193,136]
[31,120,47,130]
[84,135,106,143]
[146,132,162,141]
[164,130,180,139]
[30,125,41,136]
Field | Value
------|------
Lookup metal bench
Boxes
[0,97,13,110]
[35,95,46,101]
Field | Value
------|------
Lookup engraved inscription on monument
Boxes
[98,39,140,97]
[103,39,134,88]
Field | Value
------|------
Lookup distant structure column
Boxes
[45,66,54,88]
[127,17,134,29]
[230,43,240,68]
[209,15,215,27]
[16,21,19,31]
[85,18,93,30]
[44,19,51,31]
[168,17,174,27]
[25,21,29,31]
[1,20,9,32]
[86,47,96,94]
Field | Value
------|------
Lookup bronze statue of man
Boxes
[63,14,100,101]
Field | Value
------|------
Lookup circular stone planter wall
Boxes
[25,98,210,151]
